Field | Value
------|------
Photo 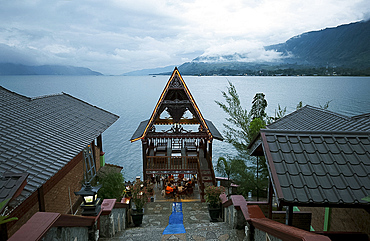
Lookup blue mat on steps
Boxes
[162,202,186,235]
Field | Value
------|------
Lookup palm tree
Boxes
[216,156,233,196]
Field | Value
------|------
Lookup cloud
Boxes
[0,0,369,74]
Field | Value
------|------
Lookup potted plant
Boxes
[130,180,149,226]
[205,185,225,221]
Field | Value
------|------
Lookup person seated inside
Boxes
[169,174,174,182]
[178,173,184,181]
[165,183,174,196]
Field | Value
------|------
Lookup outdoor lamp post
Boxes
[74,182,102,216]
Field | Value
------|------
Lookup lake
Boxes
[1,75,369,181]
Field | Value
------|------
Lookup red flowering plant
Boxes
[131,180,149,213]
[205,185,225,208]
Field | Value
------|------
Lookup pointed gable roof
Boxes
[131,67,223,142]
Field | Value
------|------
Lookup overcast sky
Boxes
[0,0,369,75]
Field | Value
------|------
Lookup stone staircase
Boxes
[100,202,244,241]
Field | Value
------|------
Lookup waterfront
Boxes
[1,75,369,180]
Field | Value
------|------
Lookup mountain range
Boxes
[1,20,369,76]
[174,20,370,76]
[0,63,102,75]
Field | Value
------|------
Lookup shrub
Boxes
[97,170,125,201]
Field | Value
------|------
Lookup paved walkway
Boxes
[102,201,244,241]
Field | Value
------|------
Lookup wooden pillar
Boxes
[38,185,45,212]
[97,134,103,152]
[286,205,293,226]
[91,140,97,169]
[142,139,148,181]
[208,140,212,165]
[268,179,273,219]
[256,156,259,201]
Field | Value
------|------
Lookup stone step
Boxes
[101,202,244,240]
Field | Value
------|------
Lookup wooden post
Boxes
[268,179,273,219]
[142,139,148,181]
[286,205,293,226]
[97,135,105,167]
[38,185,46,212]
[256,156,259,201]
[97,134,103,152]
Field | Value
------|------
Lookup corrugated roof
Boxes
[0,86,119,209]
[260,129,370,207]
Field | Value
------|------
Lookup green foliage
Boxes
[215,81,251,158]
[319,100,332,110]
[216,157,232,179]
[0,199,18,225]
[274,104,287,121]
[248,118,266,141]
[361,196,370,202]
[205,186,225,208]
[215,82,272,199]
[296,101,303,110]
[97,170,125,201]
[251,93,268,120]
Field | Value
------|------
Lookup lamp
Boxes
[74,182,102,216]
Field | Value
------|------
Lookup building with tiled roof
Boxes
[249,105,370,235]
[0,86,118,237]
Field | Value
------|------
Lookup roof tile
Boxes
[260,129,370,207]
[0,86,119,207]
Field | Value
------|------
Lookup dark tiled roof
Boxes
[261,129,370,207]
[0,86,119,209]
[204,119,224,141]
[130,119,150,141]
[0,172,28,212]
[267,105,370,131]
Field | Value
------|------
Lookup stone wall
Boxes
[41,227,88,241]
[254,228,282,241]
[100,199,128,238]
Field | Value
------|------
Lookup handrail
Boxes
[146,156,198,170]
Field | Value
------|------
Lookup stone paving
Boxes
[101,201,244,241]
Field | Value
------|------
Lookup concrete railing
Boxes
[220,194,331,241]
[100,198,129,238]
[8,198,130,241]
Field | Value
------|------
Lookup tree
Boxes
[216,156,235,196]
[215,81,251,158]
[250,93,268,120]
[215,82,270,199]
[96,170,125,201]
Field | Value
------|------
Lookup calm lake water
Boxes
[1,75,369,181]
